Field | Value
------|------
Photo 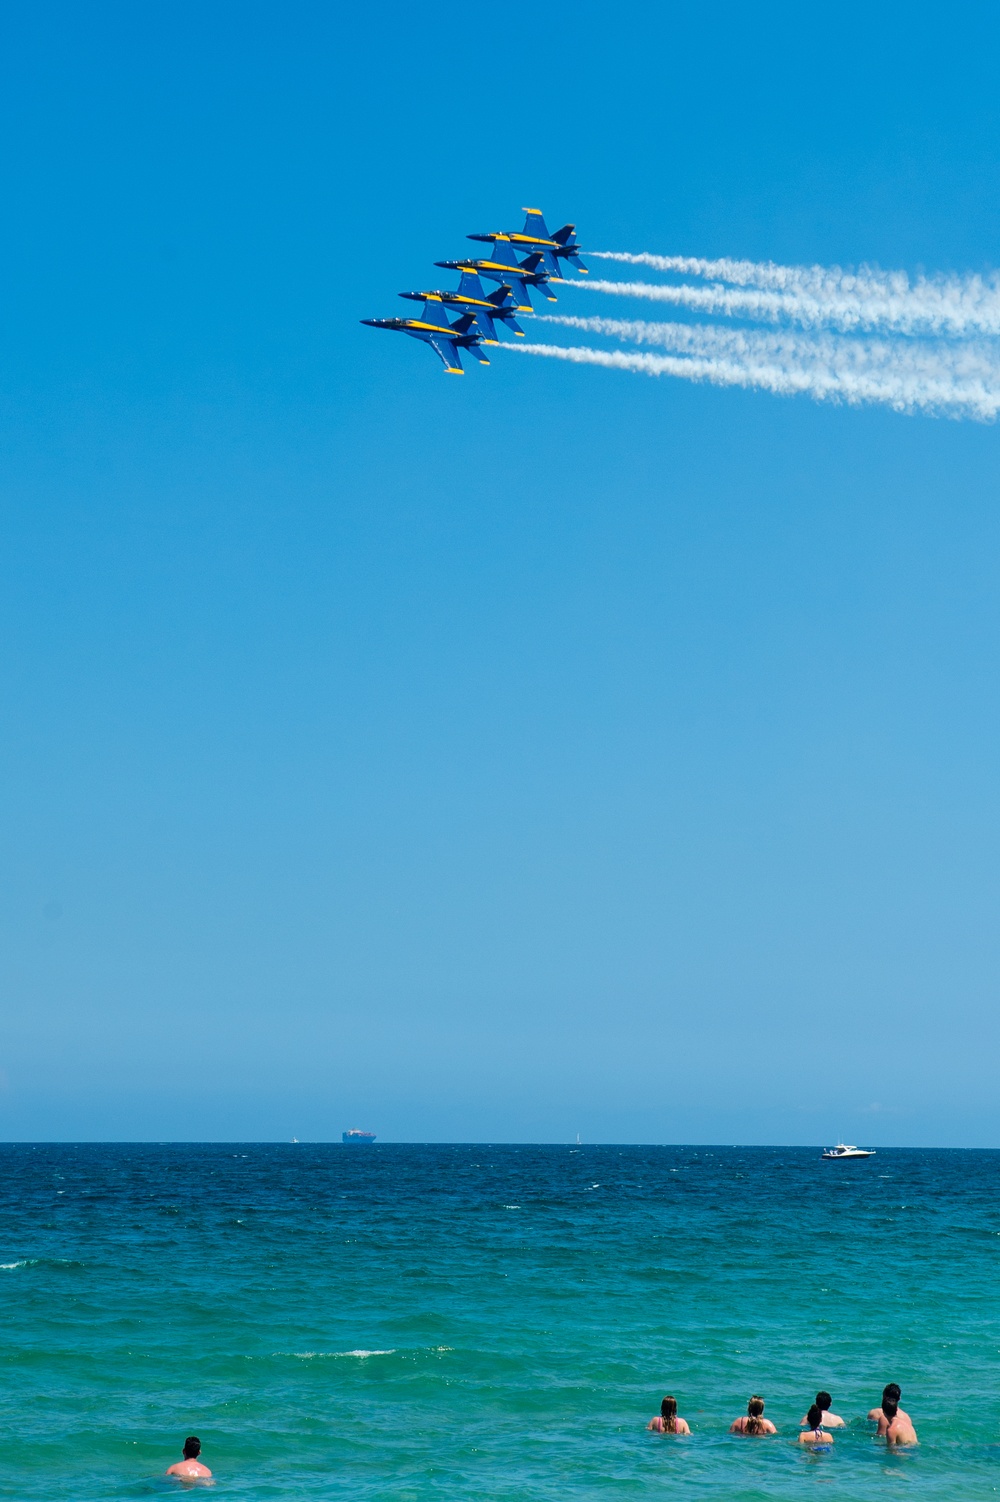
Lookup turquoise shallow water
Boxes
[2,1144,1000,1501]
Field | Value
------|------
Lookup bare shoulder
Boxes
[676,1418,691,1434]
[764,1420,777,1433]
[867,1407,884,1421]
[825,1413,846,1428]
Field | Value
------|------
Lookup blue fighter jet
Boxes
[467,207,588,279]
[435,238,557,312]
[398,271,524,344]
[360,299,489,373]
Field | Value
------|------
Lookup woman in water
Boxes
[647,1396,691,1434]
[730,1396,777,1435]
[798,1403,833,1446]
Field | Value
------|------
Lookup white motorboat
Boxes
[822,1142,875,1159]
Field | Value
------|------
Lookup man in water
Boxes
[868,1383,913,1436]
[882,1400,918,1445]
[801,1390,845,1428]
[166,1436,213,1480]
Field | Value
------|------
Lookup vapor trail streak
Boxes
[500,337,1000,419]
[587,252,1000,337]
[538,312,1000,391]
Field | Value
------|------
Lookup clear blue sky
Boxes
[2,0,1000,1144]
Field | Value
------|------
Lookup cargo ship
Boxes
[342,1129,376,1144]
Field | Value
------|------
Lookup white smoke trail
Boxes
[587,251,1000,338]
[568,276,887,332]
[499,336,1000,420]
[539,312,1000,391]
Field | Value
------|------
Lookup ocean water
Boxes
[2,1145,999,1501]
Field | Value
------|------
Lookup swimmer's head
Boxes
[660,1396,677,1421]
[882,1401,898,1422]
[806,1404,823,1428]
[816,1392,832,1410]
[883,1383,901,1403]
[182,1438,201,1460]
[745,1395,766,1434]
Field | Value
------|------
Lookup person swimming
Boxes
[166,1436,213,1480]
[868,1383,913,1436]
[798,1403,833,1446]
[800,1390,844,1427]
[647,1395,691,1434]
[882,1399,918,1446]
[730,1396,777,1435]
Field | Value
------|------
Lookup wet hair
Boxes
[806,1404,823,1429]
[182,1438,201,1460]
[883,1383,901,1403]
[816,1391,832,1410]
[660,1396,677,1433]
[882,1401,898,1423]
[745,1396,766,1435]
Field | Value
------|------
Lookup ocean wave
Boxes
[287,1349,396,1359]
[0,1259,37,1270]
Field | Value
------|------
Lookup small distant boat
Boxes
[822,1142,875,1159]
[342,1129,376,1144]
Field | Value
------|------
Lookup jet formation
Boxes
[361,208,587,374]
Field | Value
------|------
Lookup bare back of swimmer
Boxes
[882,1400,918,1446]
[730,1396,777,1435]
[648,1395,691,1434]
[166,1437,213,1480]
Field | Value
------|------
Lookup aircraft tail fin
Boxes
[452,313,491,364]
[458,270,487,301]
[419,299,454,330]
[486,285,524,336]
[521,254,557,301]
[504,276,534,313]
[551,223,576,246]
[521,207,551,241]
[472,309,500,343]
[486,238,521,270]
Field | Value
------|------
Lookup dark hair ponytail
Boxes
[660,1396,677,1434]
[806,1404,823,1430]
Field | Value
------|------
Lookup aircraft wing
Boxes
[427,334,464,373]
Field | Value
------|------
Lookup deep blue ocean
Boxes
[2,1144,999,1500]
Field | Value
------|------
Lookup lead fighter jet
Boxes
[360,298,489,374]
[467,208,587,279]
[397,270,524,344]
